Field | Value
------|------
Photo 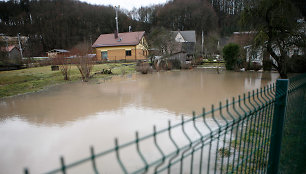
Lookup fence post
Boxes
[267,79,289,174]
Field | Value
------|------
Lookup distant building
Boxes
[171,30,196,57]
[230,31,304,66]
[1,45,21,64]
[229,31,265,65]
[47,49,70,58]
[244,44,304,66]
[230,31,256,47]
[92,31,148,61]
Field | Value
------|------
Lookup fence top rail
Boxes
[24,73,306,174]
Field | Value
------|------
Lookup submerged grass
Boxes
[0,63,136,98]
[221,114,272,174]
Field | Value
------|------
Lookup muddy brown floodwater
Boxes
[0,69,279,174]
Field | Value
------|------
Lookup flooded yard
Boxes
[0,69,279,174]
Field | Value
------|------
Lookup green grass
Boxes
[218,147,231,157]
[279,93,306,174]
[219,114,272,174]
[0,63,136,98]
[197,62,225,67]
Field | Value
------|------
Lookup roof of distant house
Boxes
[0,35,28,45]
[92,31,145,48]
[172,30,196,42]
[233,31,257,35]
[1,45,18,52]
[48,49,70,53]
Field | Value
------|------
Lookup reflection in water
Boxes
[0,69,279,173]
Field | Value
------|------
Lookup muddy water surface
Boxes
[0,69,279,173]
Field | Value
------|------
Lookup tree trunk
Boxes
[64,73,69,80]
[267,42,288,79]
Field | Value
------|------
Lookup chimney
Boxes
[114,30,118,39]
[115,6,119,39]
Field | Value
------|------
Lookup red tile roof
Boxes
[92,31,145,48]
[1,45,17,52]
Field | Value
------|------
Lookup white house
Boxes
[244,44,304,66]
[171,30,196,59]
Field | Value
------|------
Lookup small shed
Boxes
[47,49,70,58]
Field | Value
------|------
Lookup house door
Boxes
[101,51,108,60]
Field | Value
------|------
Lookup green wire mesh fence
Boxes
[279,74,306,174]
[24,74,306,174]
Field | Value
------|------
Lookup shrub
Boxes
[154,59,172,71]
[207,57,214,62]
[223,43,240,70]
[247,62,262,71]
[136,60,142,66]
[263,59,273,71]
[38,59,52,66]
[287,55,306,73]
[74,55,93,82]
[153,60,159,70]
[164,61,172,70]
[169,59,181,69]
[192,57,203,65]
[181,63,192,69]
[136,62,152,74]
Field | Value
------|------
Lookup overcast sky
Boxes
[79,0,168,11]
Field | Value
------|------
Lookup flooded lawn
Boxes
[0,69,279,173]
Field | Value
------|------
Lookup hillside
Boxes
[0,0,245,56]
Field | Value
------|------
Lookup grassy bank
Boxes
[0,63,135,98]
[197,62,225,68]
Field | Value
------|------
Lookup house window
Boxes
[102,51,108,60]
[126,50,131,56]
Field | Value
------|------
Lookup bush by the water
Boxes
[153,59,172,71]
[191,57,203,65]
[263,59,273,71]
[223,43,240,70]
[247,62,262,71]
[287,55,306,73]
[169,59,181,69]
[181,63,192,69]
[153,59,190,71]
[136,61,152,74]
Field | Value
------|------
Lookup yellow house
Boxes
[92,31,148,61]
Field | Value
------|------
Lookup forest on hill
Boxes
[0,0,305,57]
[0,0,246,56]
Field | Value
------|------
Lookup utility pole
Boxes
[17,33,23,59]
[90,35,92,46]
[201,30,204,58]
[115,5,120,33]
[4,36,10,58]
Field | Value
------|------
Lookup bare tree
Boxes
[148,27,180,57]
[71,42,94,82]
[52,54,71,80]
[75,55,93,82]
